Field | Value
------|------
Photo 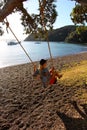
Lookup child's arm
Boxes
[33,66,40,79]
[34,65,37,72]
[49,67,62,79]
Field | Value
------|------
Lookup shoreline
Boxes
[0,51,87,69]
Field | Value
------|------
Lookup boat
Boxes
[35,42,41,44]
[7,41,18,45]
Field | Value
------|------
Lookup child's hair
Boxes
[40,59,47,65]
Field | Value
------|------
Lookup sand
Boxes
[0,52,87,130]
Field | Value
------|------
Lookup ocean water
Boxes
[0,41,87,68]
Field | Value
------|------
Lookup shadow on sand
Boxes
[56,101,87,130]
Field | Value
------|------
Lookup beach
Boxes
[0,52,87,130]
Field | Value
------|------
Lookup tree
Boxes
[70,4,87,25]
[70,2,87,34]
[0,0,27,22]
[0,0,87,23]
[0,0,87,36]
[71,0,87,29]
[0,0,57,36]
[73,0,87,5]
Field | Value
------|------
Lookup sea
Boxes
[0,41,87,68]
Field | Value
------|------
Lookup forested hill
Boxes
[47,25,76,42]
[25,25,87,43]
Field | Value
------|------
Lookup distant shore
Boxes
[25,25,87,43]
[0,52,87,130]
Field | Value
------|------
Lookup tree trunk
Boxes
[0,0,27,22]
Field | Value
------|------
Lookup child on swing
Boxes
[33,59,62,87]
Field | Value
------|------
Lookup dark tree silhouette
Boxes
[0,0,57,36]
[56,101,87,130]
[0,0,87,36]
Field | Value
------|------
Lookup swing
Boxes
[38,0,62,85]
[4,0,62,86]
[5,18,62,86]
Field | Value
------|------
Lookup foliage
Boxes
[65,28,87,43]
[66,5,87,42]
[65,31,75,43]
[70,4,87,25]
[0,0,57,37]
[20,0,57,37]
[0,26,4,35]
[76,26,87,34]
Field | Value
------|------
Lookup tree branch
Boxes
[0,0,87,23]
[0,0,27,22]
[73,0,87,5]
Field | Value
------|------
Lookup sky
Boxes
[0,0,75,41]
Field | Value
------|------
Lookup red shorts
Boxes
[49,77,57,85]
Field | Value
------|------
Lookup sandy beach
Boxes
[0,52,87,130]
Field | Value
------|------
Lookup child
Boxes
[33,59,62,87]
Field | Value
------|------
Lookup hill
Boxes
[48,25,76,42]
[25,25,87,43]
[25,25,76,42]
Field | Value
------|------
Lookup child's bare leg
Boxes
[55,71,62,79]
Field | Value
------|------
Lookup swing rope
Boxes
[38,0,54,67]
[4,0,54,68]
[46,31,54,67]
[4,18,36,88]
[4,18,35,67]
